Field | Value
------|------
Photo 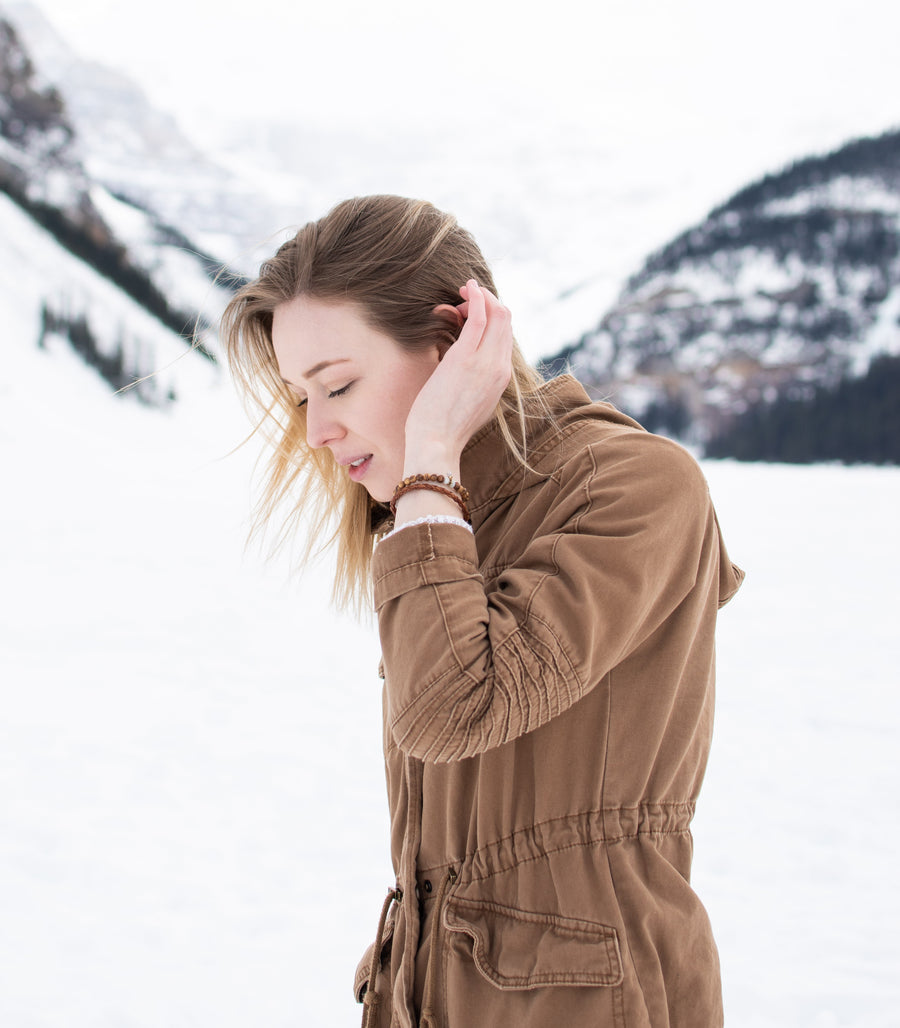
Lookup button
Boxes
[423,879,432,893]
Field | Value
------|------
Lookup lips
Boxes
[342,454,373,482]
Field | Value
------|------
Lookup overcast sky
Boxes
[21,0,900,156]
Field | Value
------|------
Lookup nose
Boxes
[304,400,346,451]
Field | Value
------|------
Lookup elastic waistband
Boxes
[419,802,695,885]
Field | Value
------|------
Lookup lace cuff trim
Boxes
[378,515,474,545]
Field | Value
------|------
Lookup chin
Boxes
[366,483,393,505]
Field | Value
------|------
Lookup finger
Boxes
[463,279,486,337]
[446,281,486,357]
[463,283,506,328]
[479,287,507,317]
[475,288,513,348]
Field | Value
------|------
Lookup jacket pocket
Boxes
[353,912,395,1003]
[444,897,623,989]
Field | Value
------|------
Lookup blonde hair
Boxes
[221,195,546,611]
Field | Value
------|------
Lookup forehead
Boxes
[272,296,365,352]
[271,296,395,379]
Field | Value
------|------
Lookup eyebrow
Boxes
[280,358,351,388]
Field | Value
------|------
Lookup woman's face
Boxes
[272,296,442,503]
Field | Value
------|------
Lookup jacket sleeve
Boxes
[372,433,718,762]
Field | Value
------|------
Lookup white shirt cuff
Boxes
[378,514,474,545]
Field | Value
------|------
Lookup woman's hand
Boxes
[403,280,513,476]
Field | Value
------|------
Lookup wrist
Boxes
[402,444,461,483]
[393,488,463,526]
[391,472,470,524]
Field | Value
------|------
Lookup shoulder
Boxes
[545,407,710,517]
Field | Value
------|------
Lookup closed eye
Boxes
[296,398,307,408]
[328,383,353,399]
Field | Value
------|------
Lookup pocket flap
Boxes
[444,897,623,989]
[353,913,395,1003]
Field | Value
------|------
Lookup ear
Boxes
[432,303,463,360]
[433,303,465,330]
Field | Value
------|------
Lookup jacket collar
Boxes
[461,375,605,522]
[368,375,637,535]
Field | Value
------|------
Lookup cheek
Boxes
[402,361,437,409]
[368,357,437,454]
[385,369,431,433]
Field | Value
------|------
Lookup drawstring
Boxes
[419,867,457,1028]
[361,886,401,1028]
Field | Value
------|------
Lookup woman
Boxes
[221,195,743,1028]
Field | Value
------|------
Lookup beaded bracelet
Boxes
[390,481,471,523]
[394,472,469,505]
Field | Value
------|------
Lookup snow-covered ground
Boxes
[693,459,900,1026]
[2,328,899,1025]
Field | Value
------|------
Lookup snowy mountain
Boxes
[1,7,234,404]
[6,0,900,460]
[548,130,900,463]
[3,0,299,267]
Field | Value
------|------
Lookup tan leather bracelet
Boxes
[390,481,471,523]
[394,472,470,505]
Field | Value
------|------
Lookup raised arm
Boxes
[375,431,717,763]
[392,280,513,527]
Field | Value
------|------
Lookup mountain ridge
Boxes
[546,128,900,463]
[1,7,230,403]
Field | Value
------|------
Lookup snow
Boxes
[16,0,890,365]
[9,0,900,376]
[0,190,220,399]
[3,7,900,1020]
[0,336,389,1027]
[87,184,234,328]
[2,293,899,1025]
[763,177,900,218]
[862,281,900,364]
[695,459,900,1026]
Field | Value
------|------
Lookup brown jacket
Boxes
[356,376,743,1027]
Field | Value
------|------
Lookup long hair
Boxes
[221,195,546,612]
